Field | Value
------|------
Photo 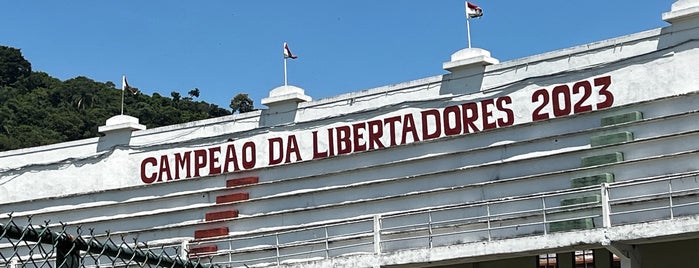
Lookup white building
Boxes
[2,1,699,267]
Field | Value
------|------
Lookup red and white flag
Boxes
[122,75,137,95]
[283,42,298,59]
[466,2,483,18]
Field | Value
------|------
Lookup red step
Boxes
[194,227,229,239]
[216,193,249,204]
[189,245,218,255]
[205,210,239,221]
[226,176,259,187]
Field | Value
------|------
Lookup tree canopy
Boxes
[0,45,255,152]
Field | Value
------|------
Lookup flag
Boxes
[466,2,483,18]
[284,42,298,59]
[122,75,137,95]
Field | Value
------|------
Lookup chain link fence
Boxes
[0,214,212,268]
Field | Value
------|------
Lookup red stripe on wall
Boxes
[189,245,218,255]
[216,193,249,204]
[226,176,259,187]
[205,210,239,221]
[194,227,229,239]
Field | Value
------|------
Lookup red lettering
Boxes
[223,144,240,172]
[461,102,480,133]
[383,116,401,146]
[174,151,191,179]
[352,123,367,153]
[208,147,222,175]
[336,126,351,155]
[401,114,419,144]
[312,131,328,159]
[193,149,207,177]
[327,128,335,157]
[480,99,496,130]
[268,137,284,165]
[242,141,256,169]
[285,135,301,163]
[158,155,172,181]
[367,120,385,150]
[496,96,514,127]
[140,157,158,184]
[443,105,462,136]
[421,109,441,140]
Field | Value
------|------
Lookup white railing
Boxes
[191,171,699,267]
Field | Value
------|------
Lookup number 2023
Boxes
[531,76,613,121]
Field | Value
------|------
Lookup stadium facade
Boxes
[3,1,699,267]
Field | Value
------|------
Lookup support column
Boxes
[593,249,613,268]
[557,252,574,268]
[603,242,641,268]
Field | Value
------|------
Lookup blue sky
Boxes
[1,1,673,110]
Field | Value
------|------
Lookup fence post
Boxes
[601,183,612,228]
[180,240,189,260]
[373,215,382,255]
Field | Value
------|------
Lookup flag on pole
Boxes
[466,2,483,18]
[284,42,298,59]
[122,75,137,95]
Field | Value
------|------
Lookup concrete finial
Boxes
[663,0,699,23]
[443,48,499,72]
[261,85,311,107]
[98,115,146,134]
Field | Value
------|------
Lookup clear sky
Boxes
[1,1,674,111]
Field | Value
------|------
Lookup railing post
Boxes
[275,232,281,265]
[324,226,330,259]
[601,183,612,228]
[373,215,382,255]
[541,196,548,235]
[428,210,433,249]
[486,203,492,241]
[668,180,675,219]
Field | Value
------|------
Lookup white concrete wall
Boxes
[2,21,698,204]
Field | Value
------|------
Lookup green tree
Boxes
[188,88,200,98]
[171,91,181,103]
[0,45,242,152]
[0,46,32,87]
[230,93,254,114]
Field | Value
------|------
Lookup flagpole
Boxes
[283,57,288,86]
[120,75,125,115]
[466,17,472,48]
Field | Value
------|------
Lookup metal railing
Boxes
[190,172,699,267]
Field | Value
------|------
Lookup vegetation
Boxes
[0,45,254,152]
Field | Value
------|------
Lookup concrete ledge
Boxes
[591,132,634,147]
[571,173,615,188]
[581,152,624,167]
[601,112,643,126]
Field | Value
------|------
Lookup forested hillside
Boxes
[0,45,249,152]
